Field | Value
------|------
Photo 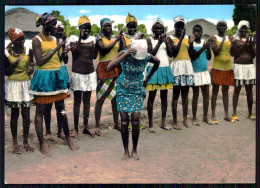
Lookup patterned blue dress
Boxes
[116,51,151,113]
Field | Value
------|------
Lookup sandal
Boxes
[231,115,239,123]
[248,115,256,121]
[148,127,156,133]
[211,119,218,125]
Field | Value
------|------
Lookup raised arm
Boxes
[32,37,64,66]
[149,34,166,56]
[27,49,35,74]
[210,36,225,56]
[172,28,186,57]
[107,48,137,71]
[97,35,122,55]
[144,55,160,86]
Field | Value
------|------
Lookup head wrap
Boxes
[130,39,148,60]
[100,18,112,28]
[216,20,227,27]
[56,20,64,29]
[126,13,137,25]
[36,13,56,27]
[78,15,90,27]
[7,28,24,42]
[237,20,250,31]
[152,18,164,33]
[173,16,185,26]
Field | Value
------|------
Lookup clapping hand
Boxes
[188,35,195,43]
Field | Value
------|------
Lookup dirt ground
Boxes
[4,53,256,184]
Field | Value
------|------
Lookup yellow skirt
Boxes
[146,83,173,91]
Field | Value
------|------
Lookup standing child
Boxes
[107,38,160,160]
[209,20,234,125]
[146,18,174,132]
[5,28,34,154]
[94,18,124,136]
[188,24,212,126]
[169,16,195,129]
[66,16,98,137]
[230,20,256,122]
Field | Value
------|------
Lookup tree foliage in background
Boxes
[232,4,256,32]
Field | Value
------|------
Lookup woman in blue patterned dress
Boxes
[108,38,160,160]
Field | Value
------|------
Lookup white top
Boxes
[66,35,96,47]
[148,37,171,67]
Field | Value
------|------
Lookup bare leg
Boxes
[172,86,182,130]
[44,103,54,141]
[21,107,34,152]
[82,91,95,136]
[181,86,191,127]
[55,100,78,150]
[111,97,120,131]
[192,86,200,126]
[72,91,82,138]
[232,86,242,116]
[131,112,141,160]
[160,90,168,128]
[147,90,157,129]
[245,84,254,117]
[211,84,219,121]
[10,108,20,154]
[54,102,65,140]
[222,86,230,121]
[35,104,49,156]
[120,112,130,160]
[94,99,105,136]
[201,85,210,124]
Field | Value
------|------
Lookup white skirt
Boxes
[5,80,34,102]
[233,64,256,80]
[171,59,194,76]
[193,71,211,86]
[70,71,97,91]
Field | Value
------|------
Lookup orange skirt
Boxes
[211,69,234,86]
[96,60,122,80]
[33,93,69,104]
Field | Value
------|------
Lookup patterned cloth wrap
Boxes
[116,49,151,113]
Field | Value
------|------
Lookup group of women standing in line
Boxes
[5,12,256,160]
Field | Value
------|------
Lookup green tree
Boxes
[232,4,256,32]
[137,24,147,34]
[89,24,101,36]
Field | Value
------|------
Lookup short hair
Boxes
[193,24,203,31]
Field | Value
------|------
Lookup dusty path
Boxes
[4,53,256,183]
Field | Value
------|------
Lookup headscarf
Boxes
[7,28,24,42]
[237,20,250,31]
[216,20,227,27]
[78,15,90,27]
[36,12,56,27]
[152,18,164,33]
[173,16,185,26]
[100,18,112,28]
[126,13,137,25]
[56,20,64,29]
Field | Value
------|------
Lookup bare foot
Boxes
[224,116,231,122]
[192,119,200,126]
[121,152,130,161]
[66,137,79,150]
[203,118,213,125]
[131,151,140,160]
[113,125,121,132]
[12,144,21,154]
[95,128,101,136]
[172,123,182,130]
[183,120,191,128]
[70,130,78,138]
[40,143,51,156]
[57,132,66,140]
[24,144,34,152]
[45,133,54,141]
[83,128,95,137]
